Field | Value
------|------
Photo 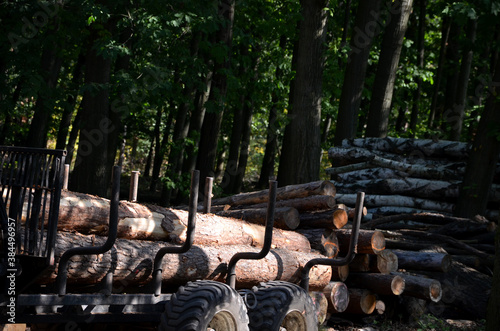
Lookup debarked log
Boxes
[56,190,311,253]
[37,232,331,290]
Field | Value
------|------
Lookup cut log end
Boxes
[429,280,443,303]
[323,281,350,313]
[331,265,349,282]
[333,209,349,229]
[391,275,406,296]
[371,230,386,254]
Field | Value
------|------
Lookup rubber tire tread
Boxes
[247,281,318,331]
[159,280,249,331]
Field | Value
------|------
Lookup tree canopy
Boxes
[1,0,500,210]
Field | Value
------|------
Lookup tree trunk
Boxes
[25,43,62,148]
[365,0,414,138]
[210,180,336,207]
[409,0,425,135]
[447,19,477,141]
[70,25,113,198]
[38,232,331,290]
[455,45,500,218]
[196,0,235,191]
[334,0,382,145]
[277,0,329,186]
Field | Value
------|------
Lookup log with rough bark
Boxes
[294,228,339,258]
[38,232,331,290]
[336,194,455,214]
[418,261,491,319]
[335,229,385,255]
[349,250,398,274]
[234,195,337,213]
[329,167,409,182]
[429,219,497,238]
[346,273,405,296]
[392,250,452,272]
[344,288,376,315]
[215,207,300,230]
[396,273,442,303]
[209,180,336,207]
[322,281,350,313]
[327,147,462,180]
[362,212,476,230]
[334,177,462,200]
[298,208,348,229]
[340,137,469,160]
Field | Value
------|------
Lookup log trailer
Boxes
[0,146,364,330]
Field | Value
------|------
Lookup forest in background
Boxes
[1,0,500,211]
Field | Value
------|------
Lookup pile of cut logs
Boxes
[31,163,493,326]
[328,137,500,220]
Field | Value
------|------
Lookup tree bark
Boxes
[392,250,451,272]
[237,195,336,213]
[277,0,329,186]
[335,229,386,255]
[396,273,442,303]
[38,232,331,290]
[365,0,414,138]
[334,0,382,145]
[70,24,113,198]
[347,273,405,296]
[210,180,336,207]
[298,208,348,230]
[295,228,339,258]
[216,207,300,230]
[196,0,235,191]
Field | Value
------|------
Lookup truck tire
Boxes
[247,281,318,331]
[159,280,249,331]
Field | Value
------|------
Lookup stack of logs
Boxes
[35,170,493,325]
[328,137,500,220]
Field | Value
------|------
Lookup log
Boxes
[210,180,336,206]
[328,147,461,180]
[309,291,329,324]
[392,250,452,272]
[340,137,469,160]
[322,281,350,313]
[346,273,405,296]
[38,232,332,290]
[334,177,462,200]
[344,288,376,315]
[329,167,409,182]
[418,261,491,319]
[336,193,455,214]
[396,273,442,303]
[335,229,385,255]
[375,300,385,315]
[215,206,300,230]
[294,228,339,258]
[430,219,496,238]
[349,250,398,274]
[362,213,476,230]
[331,265,349,282]
[236,195,337,213]
[298,208,348,229]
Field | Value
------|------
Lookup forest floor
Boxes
[323,314,485,331]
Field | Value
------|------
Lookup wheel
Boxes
[159,280,249,331]
[247,281,318,331]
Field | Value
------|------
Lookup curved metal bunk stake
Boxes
[151,169,199,296]
[226,179,277,289]
[300,191,365,292]
[56,165,121,296]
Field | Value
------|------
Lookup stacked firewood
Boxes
[327,137,500,220]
